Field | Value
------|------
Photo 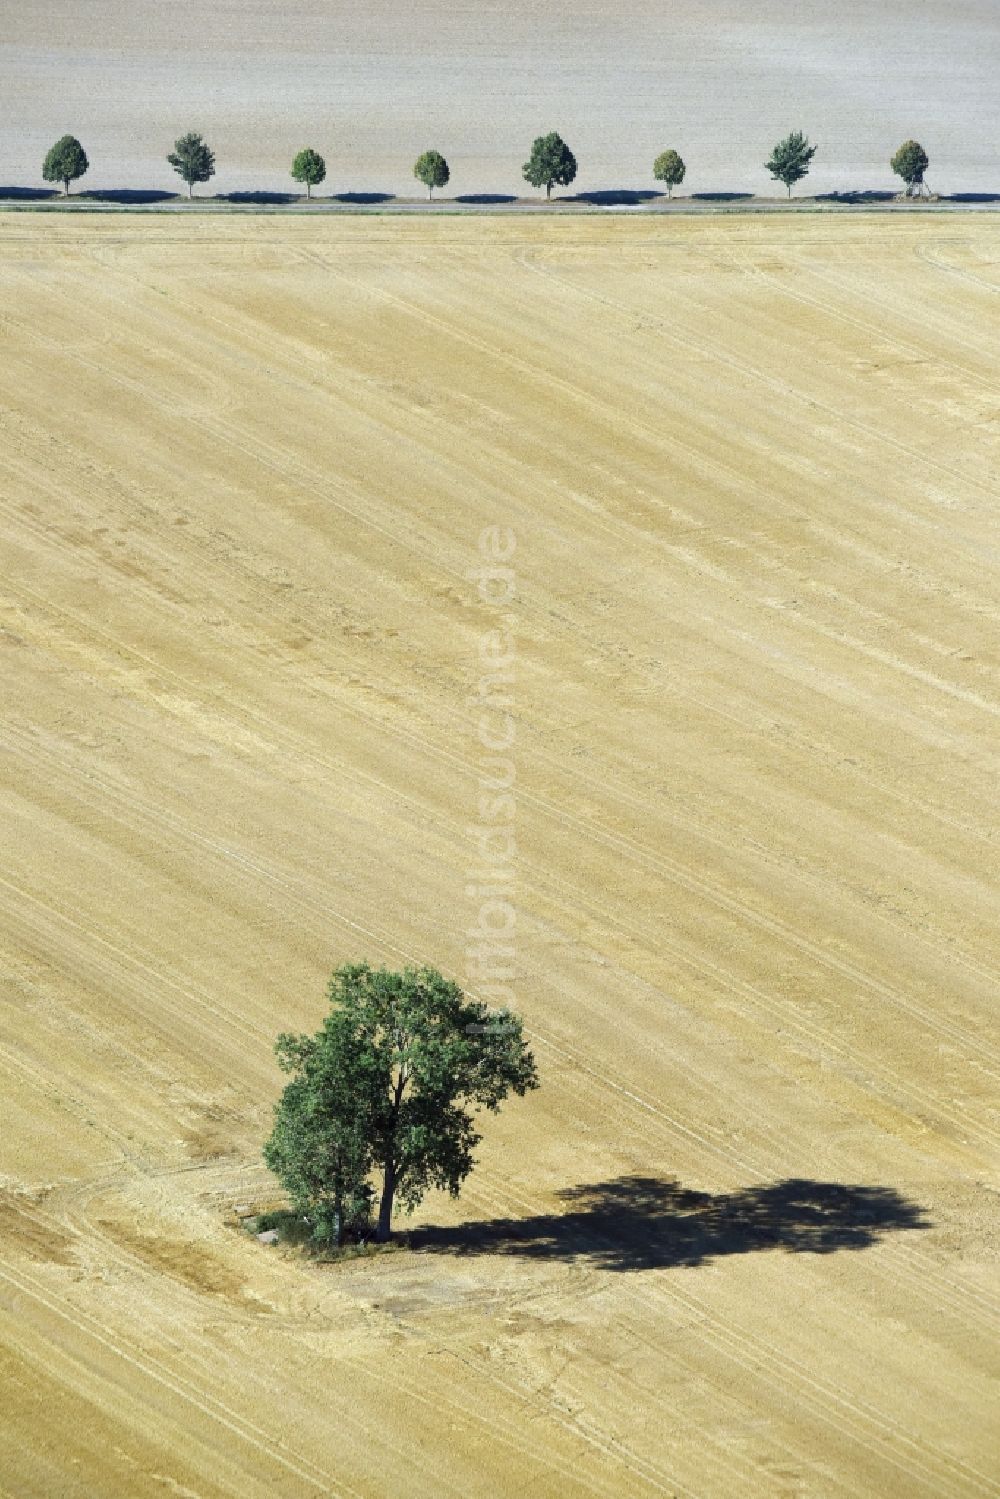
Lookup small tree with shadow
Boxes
[43,135,89,196]
[264,963,538,1246]
[168,132,216,198]
[523,132,577,200]
[414,150,450,199]
[291,148,326,199]
[765,131,817,198]
[891,140,930,199]
[653,149,686,198]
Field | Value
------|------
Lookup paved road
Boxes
[3,195,1000,215]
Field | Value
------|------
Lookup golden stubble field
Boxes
[0,212,998,1497]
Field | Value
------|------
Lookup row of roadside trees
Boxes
[39,129,934,200]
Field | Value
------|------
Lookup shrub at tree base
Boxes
[43,135,89,196]
[264,963,539,1246]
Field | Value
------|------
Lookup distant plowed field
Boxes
[1,215,998,1498]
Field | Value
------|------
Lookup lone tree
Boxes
[167,132,216,198]
[765,131,817,198]
[264,963,539,1245]
[891,140,930,198]
[523,132,577,199]
[43,135,89,196]
[413,149,450,199]
[291,147,326,199]
[653,149,686,198]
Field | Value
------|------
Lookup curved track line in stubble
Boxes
[4,557,996,1171]
[10,779,996,1392]
[354,1155,997,1499]
[359,1165,989,1499]
[352,1099,995,1499]
[5,899,983,1499]
[7,254,1000,1265]
[24,646,999,1352]
[7,1185,537,1499]
[3,485,995,1247]
[0,736,754,1485]
[8,940,989,1496]
[3,343,995,1085]
[41,1181,679,1499]
[5,701,977,1475]
[0,1257,361,1498]
[913,238,1000,300]
[9,709,995,1354]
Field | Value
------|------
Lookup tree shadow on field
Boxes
[818,189,895,204]
[411,1177,929,1271]
[571,189,663,206]
[334,191,395,204]
[455,193,517,204]
[83,188,176,204]
[0,186,59,200]
[691,191,754,202]
[224,190,297,205]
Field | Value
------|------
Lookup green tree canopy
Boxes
[653,149,686,198]
[413,149,450,198]
[264,963,539,1244]
[167,132,216,198]
[291,147,326,198]
[765,130,817,197]
[891,140,930,196]
[263,1013,378,1245]
[42,135,89,196]
[523,132,577,199]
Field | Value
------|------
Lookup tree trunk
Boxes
[188,181,193,199]
[306,181,311,199]
[546,182,552,200]
[376,1160,396,1241]
[787,183,792,198]
[63,180,69,196]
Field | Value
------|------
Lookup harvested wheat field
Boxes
[0,212,998,1497]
